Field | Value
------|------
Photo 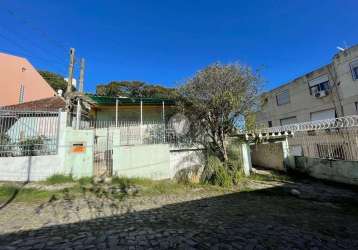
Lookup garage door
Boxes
[310,109,336,121]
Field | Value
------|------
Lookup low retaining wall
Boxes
[250,142,285,170]
[113,144,171,180]
[0,125,94,182]
[287,156,358,185]
[0,155,65,182]
[169,147,205,179]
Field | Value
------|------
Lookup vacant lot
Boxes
[0,173,358,249]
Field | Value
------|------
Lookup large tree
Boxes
[38,70,68,93]
[96,81,175,99]
[177,63,261,162]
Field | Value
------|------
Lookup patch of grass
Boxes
[249,172,293,182]
[15,188,55,202]
[78,177,93,186]
[111,176,205,196]
[0,184,19,202]
[0,184,56,203]
[45,174,74,184]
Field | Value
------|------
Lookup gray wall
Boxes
[287,156,358,185]
[250,143,285,170]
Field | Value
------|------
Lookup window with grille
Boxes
[308,74,330,96]
[276,90,290,106]
[317,144,345,160]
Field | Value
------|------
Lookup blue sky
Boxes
[1,0,357,93]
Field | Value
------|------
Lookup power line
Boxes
[0,32,67,75]
[0,22,67,67]
[4,9,70,54]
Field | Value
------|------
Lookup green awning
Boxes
[85,94,175,106]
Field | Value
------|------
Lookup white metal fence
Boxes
[288,128,358,161]
[0,108,60,157]
[243,115,358,161]
[71,117,192,146]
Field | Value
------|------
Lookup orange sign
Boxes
[72,144,86,153]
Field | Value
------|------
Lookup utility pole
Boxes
[79,58,85,93]
[66,48,75,95]
[76,57,85,129]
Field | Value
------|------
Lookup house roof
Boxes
[85,94,175,106]
[4,96,65,110]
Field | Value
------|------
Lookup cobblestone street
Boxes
[1,179,358,249]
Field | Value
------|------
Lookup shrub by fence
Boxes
[0,108,60,157]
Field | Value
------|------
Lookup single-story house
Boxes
[3,94,176,126]
[80,94,176,124]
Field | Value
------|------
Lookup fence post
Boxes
[57,111,69,174]
[75,98,81,129]
[140,100,143,144]
[282,137,295,170]
[241,143,252,176]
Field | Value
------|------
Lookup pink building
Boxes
[0,52,56,106]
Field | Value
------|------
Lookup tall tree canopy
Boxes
[178,63,261,162]
[38,70,68,93]
[96,81,175,99]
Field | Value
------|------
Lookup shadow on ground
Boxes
[1,183,358,249]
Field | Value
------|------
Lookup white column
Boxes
[282,138,292,170]
[115,98,118,128]
[241,143,252,176]
[75,98,81,130]
[140,100,143,144]
[162,101,165,143]
[162,101,165,122]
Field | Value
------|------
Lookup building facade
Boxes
[256,44,358,127]
[0,53,56,106]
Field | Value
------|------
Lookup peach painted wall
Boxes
[0,53,56,106]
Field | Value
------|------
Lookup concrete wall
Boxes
[169,147,205,179]
[250,142,285,170]
[112,144,171,180]
[287,156,358,185]
[0,155,64,182]
[63,128,94,179]
[0,113,95,181]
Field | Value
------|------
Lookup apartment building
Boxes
[256,44,358,127]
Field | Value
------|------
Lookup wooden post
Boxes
[79,58,85,93]
[66,48,75,95]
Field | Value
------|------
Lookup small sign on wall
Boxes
[71,143,86,153]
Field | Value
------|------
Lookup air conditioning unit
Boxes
[314,90,327,98]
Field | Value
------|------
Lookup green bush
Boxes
[19,137,44,156]
[0,133,11,157]
[45,174,74,184]
[78,177,93,185]
[201,155,232,187]
[201,139,245,187]
[111,176,134,190]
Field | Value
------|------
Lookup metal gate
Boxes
[93,128,113,177]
